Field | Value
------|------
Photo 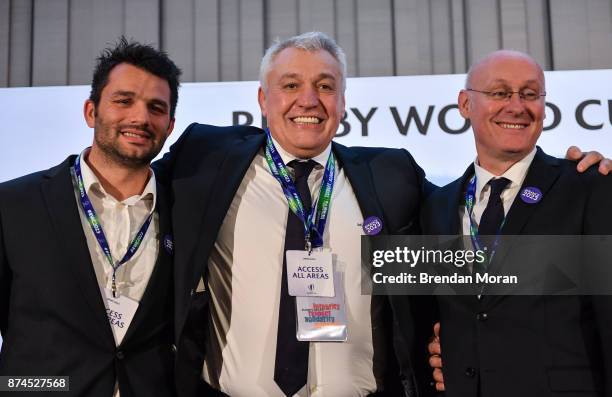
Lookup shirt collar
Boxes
[473,147,537,197]
[270,135,332,169]
[78,148,157,212]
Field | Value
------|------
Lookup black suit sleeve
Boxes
[584,173,612,396]
[390,294,439,397]
[583,173,612,234]
[402,149,438,200]
[423,179,438,200]
[153,122,198,186]
[399,149,438,235]
[0,203,10,336]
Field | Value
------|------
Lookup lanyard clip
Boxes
[305,237,313,256]
[111,272,118,298]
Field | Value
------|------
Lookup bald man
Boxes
[408,50,612,397]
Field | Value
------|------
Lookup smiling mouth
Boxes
[120,129,152,139]
[291,116,323,125]
[496,122,529,129]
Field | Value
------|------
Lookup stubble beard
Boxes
[94,122,163,170]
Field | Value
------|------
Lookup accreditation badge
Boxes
[101,288,139,345]
[286,250,335,297]
[295,271,348,342]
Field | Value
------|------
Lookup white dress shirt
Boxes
[204,139,378,396]
[461,147,537,235]
[74,149,160,397]
[75,149,159,302]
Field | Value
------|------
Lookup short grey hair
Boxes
[259,31,347,91]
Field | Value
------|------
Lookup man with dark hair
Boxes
[0,37,180,396]
[89,36,181,119]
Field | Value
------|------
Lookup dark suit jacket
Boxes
[420,148,612,397]
[0,156,175,397]
[154,123,435,396]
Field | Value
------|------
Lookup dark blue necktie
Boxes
[274,160,316,396]
[478,177,511,237]
[474,177,510,275]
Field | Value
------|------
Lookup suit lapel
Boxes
[331,143,397,386]
[332,142,387,233]
[123,182,173,345]
[41,156,115,344]
[500,148,561,235]
[172,143,230,306]
[447,164,474,235]
[482,148,561,308]
[438,164,481,309]
[174,132,266,341]
[200,133,267,247]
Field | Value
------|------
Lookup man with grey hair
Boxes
[258,31,348,91]
[159,35,609,396]
[157,31,432,396]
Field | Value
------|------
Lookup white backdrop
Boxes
[1,70,611,185]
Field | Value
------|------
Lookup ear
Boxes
[458,89,470,119]
[167,118,175,136]
[84,99,96,128]
[339,93,346,119]
[257,86,267,117]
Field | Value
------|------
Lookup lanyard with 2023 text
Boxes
[263,129,335,251]
[465,175,505,264]
[71,153,153,298]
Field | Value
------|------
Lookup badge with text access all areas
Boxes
[286,249,335,297]
[101,288,139,346]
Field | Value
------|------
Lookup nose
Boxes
[296,85,319,108]
[504,91,527,114]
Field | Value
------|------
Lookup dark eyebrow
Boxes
[110,90,135,97]
[110,90,168,109]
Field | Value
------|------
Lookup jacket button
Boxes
[116,350,125,360]
[465,367,476,378]
[476,312,488,321]
[190,289,195,297]
[171,344,177,353]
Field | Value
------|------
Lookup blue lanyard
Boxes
[465,175,505,264]
[263,129,335,251]
[72,153,153,297]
